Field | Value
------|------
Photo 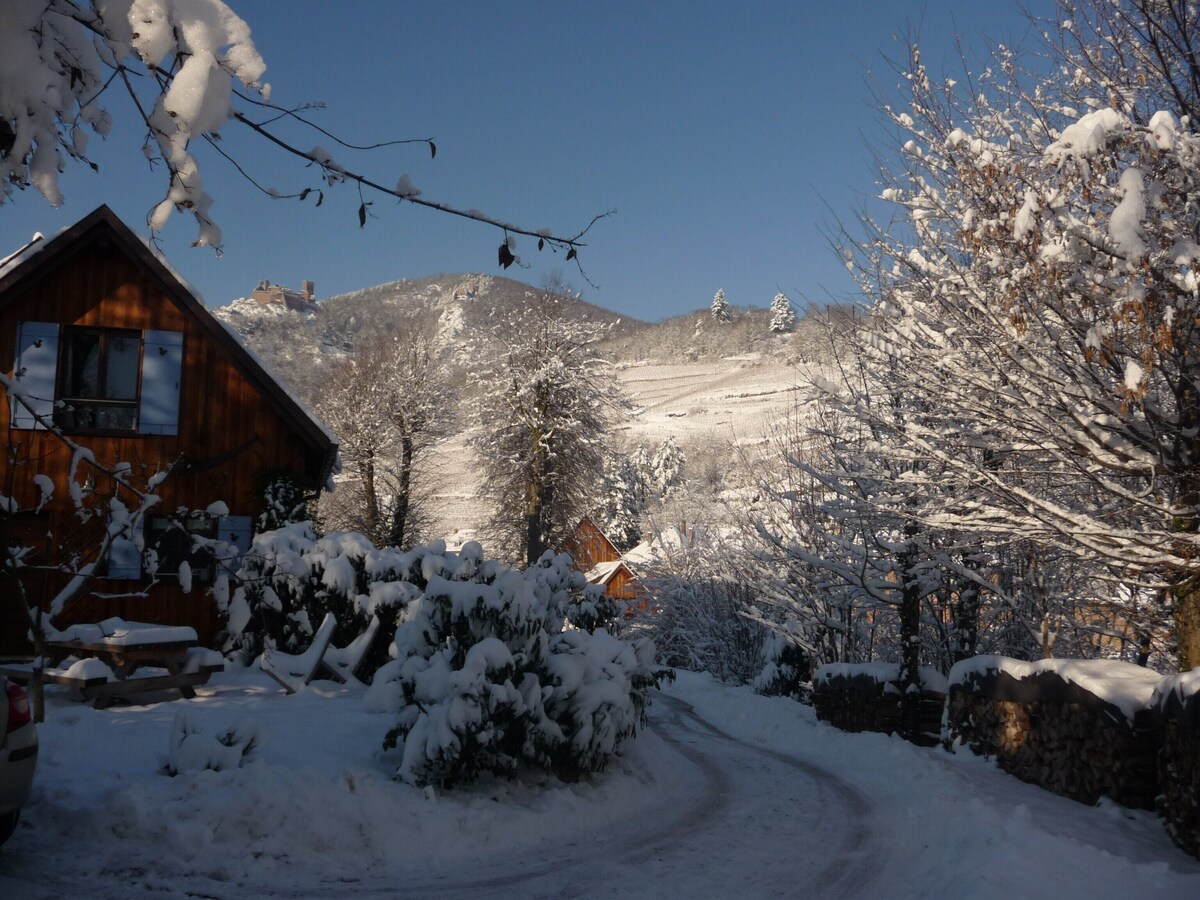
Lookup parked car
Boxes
[0,676,37,846]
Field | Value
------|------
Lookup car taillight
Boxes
[6,681,31,733]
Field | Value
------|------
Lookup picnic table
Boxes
[0,618,224,709]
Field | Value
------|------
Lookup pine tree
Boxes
[650,437,687,497]
[710,288,732,323]
[768,292,795,333]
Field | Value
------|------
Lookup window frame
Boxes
[54,326,145,435]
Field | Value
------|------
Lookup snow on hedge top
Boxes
[949,655,1163,721]
[815,662,948,694]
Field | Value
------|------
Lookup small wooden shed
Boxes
[565,517,645,605]
[0,206,338,653]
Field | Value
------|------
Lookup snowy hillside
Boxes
[216,276,817,542]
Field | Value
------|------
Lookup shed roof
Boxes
[0,205,339,488]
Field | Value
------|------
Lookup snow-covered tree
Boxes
[364,546,663,787]
[649,437,686,498]
[640,525,770,684]
[473,288,621,566]
[768,292,795,333]
[710,288,732,323]
[837,0,1200,667]
[317,330,450,549]
[594,453,647,551]
[0,0,597,264]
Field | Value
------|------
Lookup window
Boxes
[105,513,253,582]
[146,515,217,583]
[10,322,184,435]
[58,328,141,432]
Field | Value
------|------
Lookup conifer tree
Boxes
[768,292,795,333]
[711,288,732,323]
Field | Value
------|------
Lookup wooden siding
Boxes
[1,235,325,653]
[566,517,621,571]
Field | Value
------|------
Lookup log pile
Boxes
[813,666,945,746]
[946,672,1158,810]
[1154,677,1200,858]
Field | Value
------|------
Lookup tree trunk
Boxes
[952,559,981,665]
[1176,578,1200,672]
[898,543,923,742]
[525,434,546,567]
[389,437,414,549]
[362,456,380,544]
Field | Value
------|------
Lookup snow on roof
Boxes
[0,232,46,278]
[585,559,627,585]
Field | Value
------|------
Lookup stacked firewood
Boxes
[947,683,1158,810]
[814,671,945,746]
[1155,681,1199,858]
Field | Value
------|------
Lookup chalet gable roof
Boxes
[0,205,339,487]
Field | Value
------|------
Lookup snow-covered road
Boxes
[391,695,882,899]
[1,670,1197,899]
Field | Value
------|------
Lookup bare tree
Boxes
[317,329,450,548]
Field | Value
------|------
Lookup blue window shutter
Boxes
[107,517,143,579]
[217,515,253,575]
[11,322,60,430]
[138,330,184,435]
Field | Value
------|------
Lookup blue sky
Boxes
[0,1,1051,319]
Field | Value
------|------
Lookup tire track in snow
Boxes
[363,694,882,899]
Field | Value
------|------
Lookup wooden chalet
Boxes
[565,517,644,604]
[0,206,338,654]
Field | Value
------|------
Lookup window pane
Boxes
[95,405,137,431]
[105,335,140,400]
[66,332,102,398]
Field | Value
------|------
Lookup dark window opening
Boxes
[57,327,141,432]
[146,515,216,584]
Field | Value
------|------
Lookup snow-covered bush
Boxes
[166,712,265,776]
[366,549,663,788]
[753,631,812,702]
[257,474,310,532]
[223,522,375,660]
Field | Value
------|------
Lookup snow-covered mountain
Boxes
[215,274,829,541]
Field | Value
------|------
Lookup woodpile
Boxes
[946,675,1158,810]
[1155,679,1200,858]
[813,668,945,747]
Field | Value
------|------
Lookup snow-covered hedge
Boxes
[364,550,663,787]
[225,526,665,787]
[1153,671,1200,858]
[946,656,1160,810]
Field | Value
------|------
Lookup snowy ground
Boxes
[1,670,1196,899]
